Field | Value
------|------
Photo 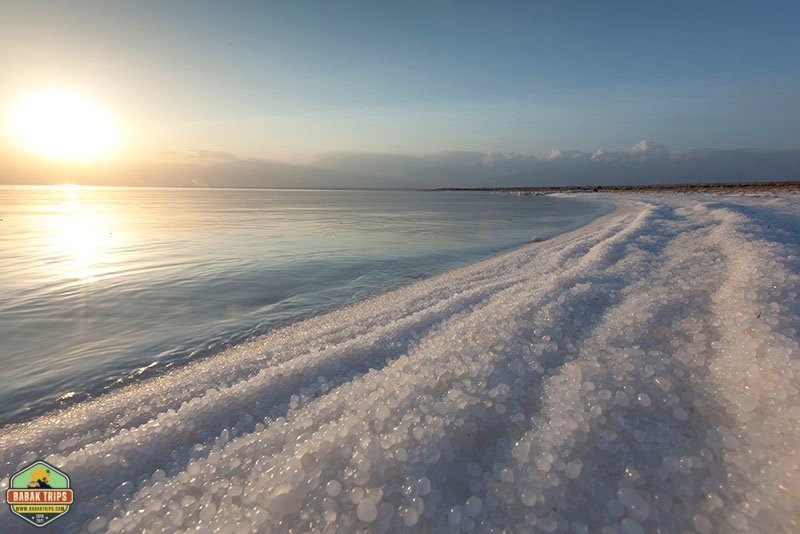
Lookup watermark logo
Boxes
[6,460,73,527]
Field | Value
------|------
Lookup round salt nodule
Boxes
[356,498,378,523]
[325,480,341,497]
[465,495,482,517]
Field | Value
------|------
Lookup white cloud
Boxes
[625,140,670,162]
[591,148,613,162]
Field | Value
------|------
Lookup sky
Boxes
[1,0,799,188]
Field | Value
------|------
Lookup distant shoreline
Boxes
[433,180,800,194]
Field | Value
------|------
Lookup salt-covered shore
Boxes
[2,193,799,533]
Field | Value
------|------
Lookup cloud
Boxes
[626,140,670,162]
[549,140,671,164]
[311,141,800,188]
[184,149,241,165]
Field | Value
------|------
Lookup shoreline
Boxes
[435,180,800,194]
[0,190,608,428]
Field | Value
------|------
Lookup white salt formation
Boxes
[1,194,799,533]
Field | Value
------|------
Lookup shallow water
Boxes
[0,186,607,423]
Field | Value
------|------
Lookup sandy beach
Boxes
[1,191,798,533]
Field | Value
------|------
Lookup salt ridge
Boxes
[1,194,798,533]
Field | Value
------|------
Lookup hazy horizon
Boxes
[3,141,799,190]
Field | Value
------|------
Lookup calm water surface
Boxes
[0,186,610,423]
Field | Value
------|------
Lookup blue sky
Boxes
[1,0,799,186]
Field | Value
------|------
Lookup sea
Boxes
[0,186,610,425]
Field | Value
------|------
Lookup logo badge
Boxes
[6,460,73,527]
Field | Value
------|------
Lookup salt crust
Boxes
[1,194,799,533]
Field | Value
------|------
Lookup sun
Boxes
[10,90,117,161]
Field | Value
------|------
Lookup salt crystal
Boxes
[325,480,341,497]
[620,518,645,534]
[693,513,713,534]
[465,496,482,517]
[448,506,462,526]
[356,498,378,523]
[418,477,432,497]
[403,507,419,527]
[565,460,582,479]
[608,499,625,518]
[538,516,558,532]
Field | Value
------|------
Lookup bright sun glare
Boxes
[10,90,116,161]
[45,187,117,284]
